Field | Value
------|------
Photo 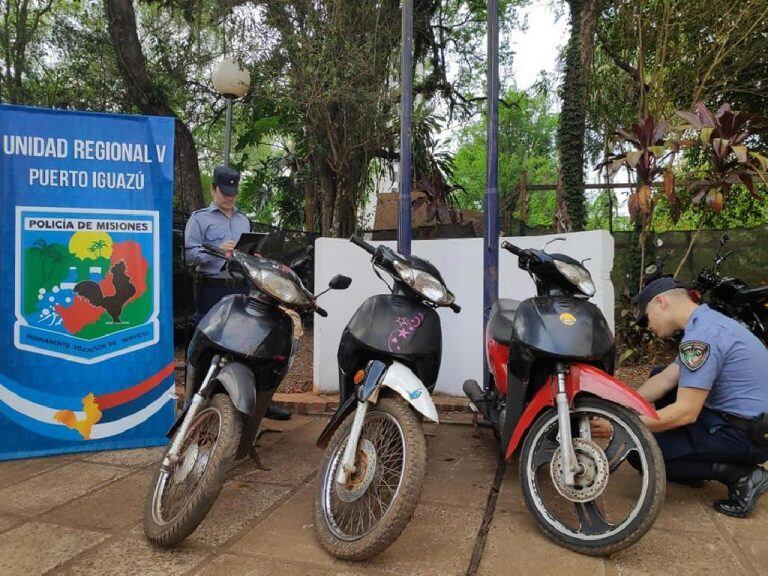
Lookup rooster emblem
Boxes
[74,260,136,322]
[53,393,103,440]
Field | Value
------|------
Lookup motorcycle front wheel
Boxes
[519,397,665,556]
[144,393,242,547]
[313,396,427,561]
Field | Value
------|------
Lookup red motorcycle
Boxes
[464,239,666,556]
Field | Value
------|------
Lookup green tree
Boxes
[451,85,559,228]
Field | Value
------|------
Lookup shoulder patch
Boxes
[679,341,710,371]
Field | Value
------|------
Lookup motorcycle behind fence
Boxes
[464,238,666,556]
[144,244,350,547]
[643,234,768,345]
[313,236,460,561]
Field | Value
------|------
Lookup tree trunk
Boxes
[304,181,316,232]
[580,0,598,96]
[103,0,204,212]
[557,0,587,231]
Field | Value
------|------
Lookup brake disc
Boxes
[335,439,378,503]
[550,438,610,502]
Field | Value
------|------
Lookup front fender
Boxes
[503,363,657,460]
[213,362,256,415]
[380,362,438,423]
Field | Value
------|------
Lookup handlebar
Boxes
[449,303,461,313]
[351,236,376,256]
[315,305,328,318]
[501,241,523,256]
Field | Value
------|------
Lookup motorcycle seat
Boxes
[488,299,521,345]
[734,285,768,305]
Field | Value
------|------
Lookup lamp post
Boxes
[212,58,251,166]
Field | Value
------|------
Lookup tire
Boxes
[144,393,243,547]
[519,397,665,556]
[313,396,427,561]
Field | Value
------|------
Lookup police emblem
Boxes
[559,312,576,326]
[679,341,710,371]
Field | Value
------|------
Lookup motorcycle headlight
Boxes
[243,261,311,306]
[393,260,454,305]
[554,259,596,297]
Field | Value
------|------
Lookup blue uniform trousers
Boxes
[645,370,768,483]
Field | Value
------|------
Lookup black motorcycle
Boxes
[695,234,768,344]
[144,244,350,547]
[643,235,768,344]
[313,236,460,560]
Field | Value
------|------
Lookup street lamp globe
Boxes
[212,58,250,98]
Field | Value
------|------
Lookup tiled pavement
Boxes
[0,414,765,575]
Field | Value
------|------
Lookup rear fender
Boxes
[504,363,657,460]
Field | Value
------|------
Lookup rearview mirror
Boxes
[720,233,729,247]
[329,275,352,290]
[654,237,664,248]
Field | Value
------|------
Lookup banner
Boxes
[0,105,175,459]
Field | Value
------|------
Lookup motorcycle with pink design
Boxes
[313,237,460,560]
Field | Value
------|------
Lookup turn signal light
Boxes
[353,369,366,385]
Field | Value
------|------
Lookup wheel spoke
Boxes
[604,425,636,472]
[531,434,559,469]
[575,500,615,536]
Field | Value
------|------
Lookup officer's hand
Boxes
[589,417,613,439]
[220,240,236,252]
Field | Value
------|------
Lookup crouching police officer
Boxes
[632,277,768,517]
[185,165,292,421]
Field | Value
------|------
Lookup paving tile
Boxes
[184,480,290,547]
[351,503,484,576]
[653,482,717,534]
[420,454,497,509]
[424,423,497,463]
[736,538,768,569]
[614,527,750,576]
[478,511,606,576]
[0,455,74,489]
[80,446,166,467]
[197,553,328,575]
[231,421,327,486]
[0,521,109,574]
[0,513,23,534]
[0,462,131,516]
[495,461,527,513]
[228,485,334,567]
[40,469,153,532]
[55,535,209,576]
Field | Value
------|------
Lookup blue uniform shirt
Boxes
[184,203,251,279]
[676,304,768,418]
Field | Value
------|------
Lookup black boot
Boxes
[712,464,768,518]
[265,402,292,421]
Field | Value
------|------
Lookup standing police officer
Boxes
[632,277,768,517]
[184,165,291,421]
[185,165,250,320]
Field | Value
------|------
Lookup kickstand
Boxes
[249,428,282,471]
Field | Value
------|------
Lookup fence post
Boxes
[518,170,527,236]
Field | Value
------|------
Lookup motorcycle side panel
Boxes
[337,295,442,400]
[508,296,615,381]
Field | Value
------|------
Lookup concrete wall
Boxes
[313,231,614,396]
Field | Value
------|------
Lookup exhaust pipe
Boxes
[463,379,492,422]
